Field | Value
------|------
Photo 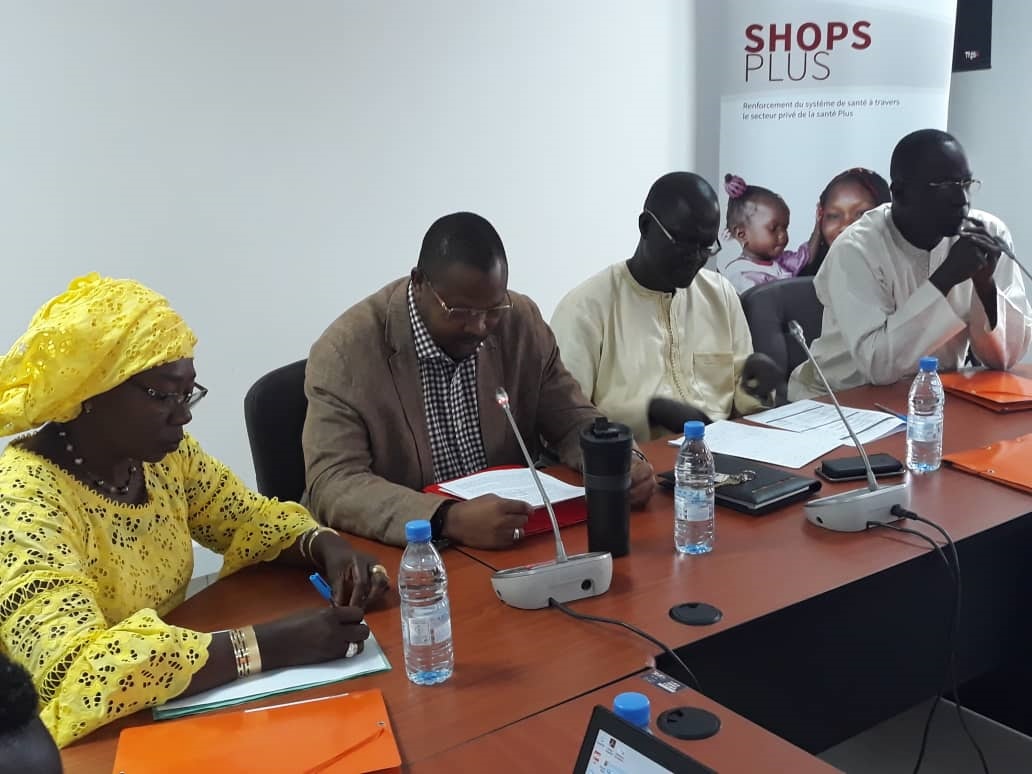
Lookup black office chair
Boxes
[739,278,823,400]
[243,358,309,502]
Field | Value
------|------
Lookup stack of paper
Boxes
[154,632,391,720]
[437,467,585,508]
[666,402,904,469]
[668,420,840,468]
[747,400,905,446]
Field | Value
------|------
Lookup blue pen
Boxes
[309,572,334,605]
[873,402,908,423]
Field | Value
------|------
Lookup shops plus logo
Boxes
[743,21,872,82]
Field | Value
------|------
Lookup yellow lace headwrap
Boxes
[0,273,197,436]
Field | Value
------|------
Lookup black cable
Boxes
[872,511,990,774]
[868,520,954,773]
[892,506,991,774]
[548,597,701,690]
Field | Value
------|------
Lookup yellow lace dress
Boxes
[0,433,317,747]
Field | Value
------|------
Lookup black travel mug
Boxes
[579,417,633,557]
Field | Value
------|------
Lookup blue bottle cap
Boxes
[919,356,939,372]
[406,519,432,543]
[683,420,705,440]
[613,692,650,729]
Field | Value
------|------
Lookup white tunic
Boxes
[788,204,1032,400]
[550,262,764,441]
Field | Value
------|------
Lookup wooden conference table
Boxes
[62,378,1032,773]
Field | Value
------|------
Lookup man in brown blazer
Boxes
[303,212,655,548]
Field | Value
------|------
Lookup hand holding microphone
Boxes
[932,219,1000,295]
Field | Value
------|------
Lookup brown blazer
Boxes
[302,278,601,546]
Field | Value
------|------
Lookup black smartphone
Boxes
[816,453,905,482]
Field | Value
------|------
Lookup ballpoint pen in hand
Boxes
[309,572,335,604]
[309,573,363,659]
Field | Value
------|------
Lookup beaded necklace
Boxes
[55,426,138,497]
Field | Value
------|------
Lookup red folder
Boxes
[939,370,1032,412]
[423,465,588,536]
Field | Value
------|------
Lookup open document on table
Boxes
[665,401,904,469]
[668,420,841,468]
[746,400,905,446]
[437,467,585,508]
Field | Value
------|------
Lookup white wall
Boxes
[0,1,695,483]
[3,2,1022,486]
[947,1,1029,254]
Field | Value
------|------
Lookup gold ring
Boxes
[371,564,389,578]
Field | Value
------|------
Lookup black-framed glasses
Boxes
[426,282,513,323]
[131,380,208,409]
[927,178,981,195]
[643,208,722,258]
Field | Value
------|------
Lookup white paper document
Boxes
[438,467,585,507]
[667,419,841,469]
[154,632,391,720]
[746,399,905,447]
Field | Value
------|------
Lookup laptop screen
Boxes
[583,728,676,773]
[573,706,716,774]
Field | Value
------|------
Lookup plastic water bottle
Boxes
[906,355,945,473]
[613,692,651,732]
[399,519,454,685]
[674,420,715,554]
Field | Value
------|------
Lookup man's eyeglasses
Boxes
[927,178,981,195]
[427,282,512,323]
[643,209,722,258]
[131,380,208,409]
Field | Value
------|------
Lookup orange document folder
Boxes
[938,370,1032,412]
[112,690,401,774]
[423,464,587,536]
[944,432,1032,494]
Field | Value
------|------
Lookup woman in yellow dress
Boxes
[0,274,390,747]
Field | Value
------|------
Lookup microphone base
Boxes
[804,481,911,532]
[491,551,613,610]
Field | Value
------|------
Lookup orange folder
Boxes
[939,370,1032,412]
[112,690,401,774]
[423,464,588,536]
[943,432,1032,494]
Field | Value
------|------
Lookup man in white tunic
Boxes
[550,172,782,442]
[789,129,1031,400]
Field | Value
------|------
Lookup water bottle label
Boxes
[907,416,942,443]
[433,617,452,643]
[675,488,714,523]
[404,609,451,646]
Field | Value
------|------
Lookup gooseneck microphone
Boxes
[788,321,911,532]
[788,321,878,493]
[488,389,613,609]
[495,388,567,563]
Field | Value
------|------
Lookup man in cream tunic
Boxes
[551,172,782,441]
[789,130,1031,400]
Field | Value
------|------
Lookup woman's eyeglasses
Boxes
[131,381,208,409]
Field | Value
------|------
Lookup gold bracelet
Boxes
[298,526,319,562]
[228,627,251,679]
[240,625,262,675]
[307,526,338,563]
